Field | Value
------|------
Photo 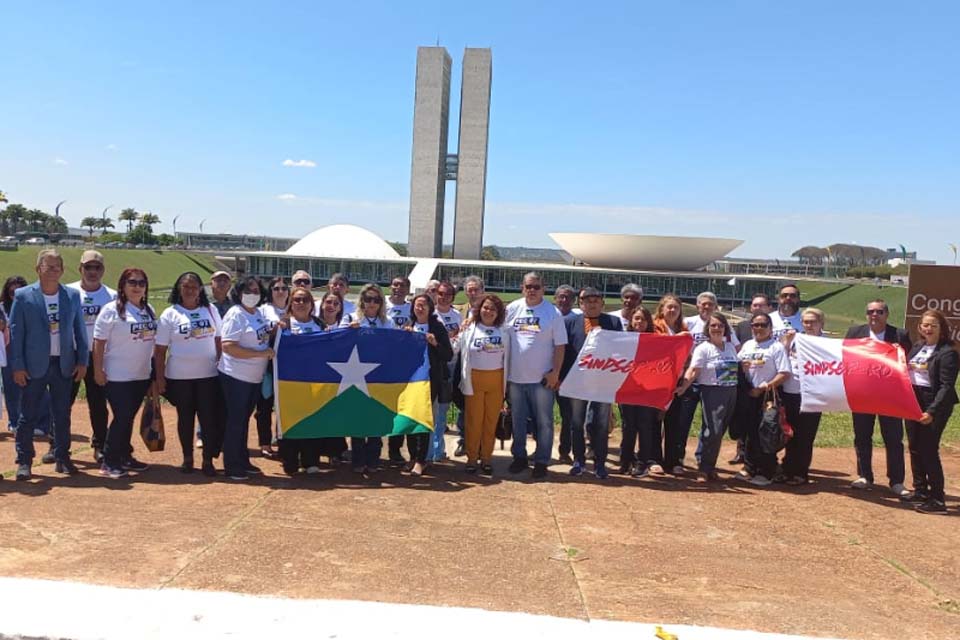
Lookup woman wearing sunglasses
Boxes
[92,268,157,479]
[253,277,290,461]
[736,312,791,486]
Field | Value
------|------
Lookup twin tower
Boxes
[407,47,492,259]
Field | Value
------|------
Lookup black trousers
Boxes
[71,354,110,449]
[852,412,905,485]
[165,376,223,460]
[388,434,406,460]
[663,384,699,468]
[103,379,151,469]
[279,438,322,472]
[905,386,952,502]
[742,392,778,479]
[254,389,274,447]
[780,391,821,480]
[557,396,574,457]
[620,404,661,466]
[407,432,430,464]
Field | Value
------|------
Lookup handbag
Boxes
[757,387,793,454]
[139,393,166,452]
[495,405,513,449]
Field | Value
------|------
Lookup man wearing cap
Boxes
[560,287,623,478]
[67,250,117,463]
[210,271,234,319]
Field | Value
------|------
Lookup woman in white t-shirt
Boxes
[93,268,157,479]
[254,277,289,461]
[655,294,695,475]
[778,307,826,485]
[736,312,792,486]
[154,272,223,475]
[677,312,740,482]
[218,277,273,481]
[458,294,510,475]
[428,280,463,463]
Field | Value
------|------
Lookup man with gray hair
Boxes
[553,285,580,318]
[684,291,739,347]
[608,283,643,330]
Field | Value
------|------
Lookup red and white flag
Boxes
[794,334,922,419]
[559,330,693,409]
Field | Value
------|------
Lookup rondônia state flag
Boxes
[558,330,694,410]
[794,334,922,419]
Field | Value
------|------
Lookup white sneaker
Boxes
[891,483,910,498]
[750,475,772,487]
[305,466,321,475]
[195,438,204,449]
[735,469,753,481]
[851,477,871,490]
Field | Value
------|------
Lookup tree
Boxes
[97,217,115,233]
[157,233,175,246]
[139,212,161,232]
[25,208,48,232]
[81,217,99,238]
[126,223,157,245]
[3,203,27,233]
[0,190,8,204]
[45,215,68,236]
[387,241,409,257]
[481,245,502,261]
[118,208,139,233]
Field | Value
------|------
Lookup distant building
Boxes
[176,232,297,251]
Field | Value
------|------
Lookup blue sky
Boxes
[2,1,958,262]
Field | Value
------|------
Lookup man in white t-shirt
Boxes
[607,283,642,330]
[67,250,117,463]
[505,272,568,479]
[385,275,411,328]
[327,272,356,317]
[685,291,740,347]
[769,283,803,340]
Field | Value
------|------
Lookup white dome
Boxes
[549,232,742,271]
[286,224,401,260]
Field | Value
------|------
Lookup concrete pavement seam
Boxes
[542,485,591,621]
[157,487,275,590]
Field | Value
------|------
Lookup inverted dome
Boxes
[549,232,742,271]
[286,224,401,260]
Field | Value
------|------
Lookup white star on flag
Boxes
[327,346,381,397]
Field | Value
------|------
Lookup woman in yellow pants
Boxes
[458,294,512,475]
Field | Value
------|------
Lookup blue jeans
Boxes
[508,382,555,466]
[2,365,22,430]
[15,357,73,464]
[427,400,448,461]
[569,398,611,466]
[219,373,261,476]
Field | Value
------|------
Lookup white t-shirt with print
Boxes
[505,298,568,384]
[93,303,157,381]
[467,323,506,370]
[44,293,61,357]
[690,341,740,387]
[771,310,803,340]
[259,303,287,330]
[338,313,396,329]
[684,314,740,348]
[156,304,222,380]
[738,337,792,389]
[67,282,117,348]
[435,307,463,352]
[218,306,271,384]
[386,300,411,328]
[909,345,936,388]
[289,317,323,335]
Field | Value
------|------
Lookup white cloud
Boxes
[276,193,298,201]
[54,157,68,166]
[282,159,317,168]
[105,144,119,151]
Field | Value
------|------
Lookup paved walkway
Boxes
[1,405,958,639]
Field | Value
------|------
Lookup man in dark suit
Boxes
[560,287,623,479]
[9,249,89,480]
[844,299,912,496]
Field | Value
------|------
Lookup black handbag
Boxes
[758,388,793,454]
[495,406,513,449]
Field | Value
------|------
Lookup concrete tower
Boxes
[452,48,492,259]
[407,47,452,259]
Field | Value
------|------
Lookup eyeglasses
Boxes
[751,322,770,328]
[293,279,311,286]
[362,296,382,303]
[524,283,542,290]
[866,309,886,315]
[127,279,147,288]
[272,286,289,292]
[82,263,104,271]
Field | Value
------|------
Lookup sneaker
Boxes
[891,483,911,498]
[915,499,947,515]
[196,438,203,449]
[454,442,466,458]
[850,477,872,490]
[647,463,664,475]
[480,463,494,476]
[202,459,217,477]
[16,463,31,481]
[594,464,609,480]
[228,471,250,481]
[41,450,56,464]
[671,465,685,475]
[900,490,929,503]
[99,465,127,479]
[55,460,79,475]
[532,463,548,479]
[569,461,585,477]
[92,446,104,464]
[465,463,478,474]
[750,475,772,487]
[122,457,149,472]
[305,466,321,474]
[630,462,649,478]
[245,464,263,475]
[785,476,808,486]
[735,469,753,482]
[772,472,788,484]
[508,459,529,474]
[618,464,632,475]
[558,453,574,465]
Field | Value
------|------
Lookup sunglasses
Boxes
[272,286,289,292]
[293,279,311,286]
[751,322,770,328]
[866,309,886,315]
[127,279,147,288]
[524,284,542,290]
[291,297,312,304]
[362,296,382,303]
[780,292,799,299]
[82,263,104,271]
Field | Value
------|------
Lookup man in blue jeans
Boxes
[9,249,89,480]
[505,272,567,479]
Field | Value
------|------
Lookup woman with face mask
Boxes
[218,277,273,481]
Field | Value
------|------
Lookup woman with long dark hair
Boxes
[656,294,695,474]
[406,293,453,476]
[1,276,28,432]
[312,291,349,464]
[93,268,157,479]
[619,307,664,477]
[155,271,224,475]
[254,276,289,460]
[779,308,826,485]
[904,310,958,514]
[218,276,273,481]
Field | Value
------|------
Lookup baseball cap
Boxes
[80,250,104,265]
[211,270,231,280]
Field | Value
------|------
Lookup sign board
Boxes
[905,264,960,344]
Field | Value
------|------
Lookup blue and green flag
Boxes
[275,328,434,439]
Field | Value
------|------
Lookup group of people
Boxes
[1,249,956,514]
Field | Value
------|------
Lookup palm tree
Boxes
[25,208,47,232]
[118,208,139,233]
[97,217,115,234]
[4,203,27,233]
[45,215,68,236]
[81,216,99,238]
[140,212,161,232]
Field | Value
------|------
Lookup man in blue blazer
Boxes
[9,249,89,480]
[560,287,623,479]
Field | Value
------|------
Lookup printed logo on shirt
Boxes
[740,350,767,368]
[130,320,158,341]
[715,360,739,385]
[472,335,503,353]
[255,324,270,343]
[177,318,215,339]
[910,348,934,371]
[292,325,316,334]
[513,316,542,333]
[47,303,60,334]
[388,308,409,328]
[80,296,102,322]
